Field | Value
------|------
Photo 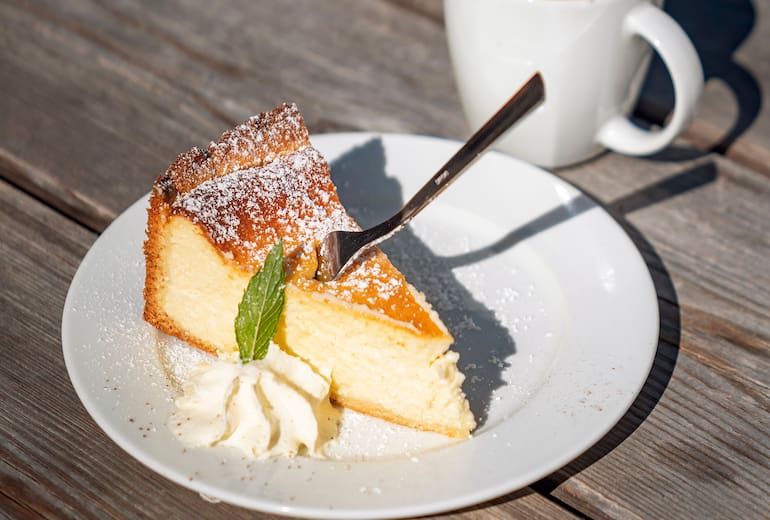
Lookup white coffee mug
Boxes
[444,0,703,167]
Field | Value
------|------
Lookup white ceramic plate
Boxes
[62,133,658,518]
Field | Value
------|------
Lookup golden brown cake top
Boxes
[171,146,354,270]
[156,104,446,338]
[155,103,310,202]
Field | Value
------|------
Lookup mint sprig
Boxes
[235,239,286,363]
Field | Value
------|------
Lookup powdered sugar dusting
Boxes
[172,147,356,271]
[323,252,406,307]
[158,103,309,196]
[206,104,305,178]
[168,140,441,333]
[159,104,444,334]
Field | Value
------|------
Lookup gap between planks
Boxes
[0,148,111,233]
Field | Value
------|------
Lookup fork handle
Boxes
[371,72,545,244]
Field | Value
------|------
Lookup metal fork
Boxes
[315,72,545,282]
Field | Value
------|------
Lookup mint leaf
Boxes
[235,239,286,363]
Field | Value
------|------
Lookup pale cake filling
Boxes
[159,216,251,361]
[157,216,475,436]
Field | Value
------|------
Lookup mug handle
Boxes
[596,3,703,155]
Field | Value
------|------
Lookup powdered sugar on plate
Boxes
[155,332,457,460]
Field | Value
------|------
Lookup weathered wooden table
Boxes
[2,1,768,518]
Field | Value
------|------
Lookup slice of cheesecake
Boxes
[144,103,475,438]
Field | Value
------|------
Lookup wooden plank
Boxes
[0,0,466,232]
[2,0,769,517]
[386,0,444,23]
[3,0,769,230]
[538,346,770,520]
[0,180,577,518]
[434,491,581,520]
[531,151,770,519]
[0,181,282,519]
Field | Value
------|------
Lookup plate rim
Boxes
[62,131,659,519]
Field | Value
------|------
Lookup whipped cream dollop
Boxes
[170,344,339,459]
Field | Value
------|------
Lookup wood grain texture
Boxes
[2,0,769,518]
[563,149,769,365]
[534,150,770,519]
[0,0,465,232]
[0,180,282,519]
[385,0,444,23]
[0,179,578,518]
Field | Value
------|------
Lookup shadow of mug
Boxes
[636,0,761,153]
[325,134,716,446]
